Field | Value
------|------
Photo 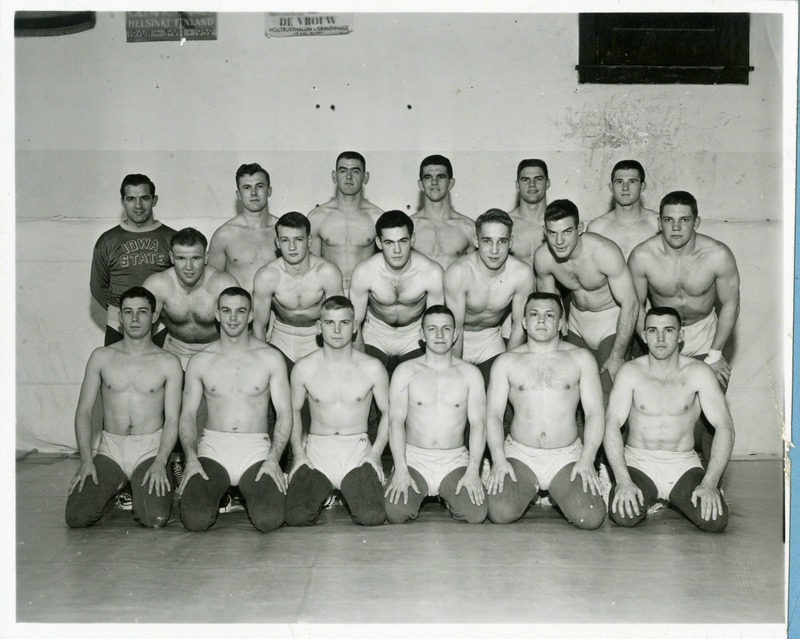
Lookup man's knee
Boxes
[487,493,523,524]
[285,465,330,527]
[385,500,418,524]
[179,499,217,531]
[549,464,606,530]
[607,486,646,528]
[341,465,385,526]
[249,506,285,533]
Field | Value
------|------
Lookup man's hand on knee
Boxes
[570,457,601,495]
[256,458,287,493]
[611,479,644,518]
[691,481,723,521]
[179,457,208,495]
[384,468,419,505]
[141,461,170,497]
[487,459,516,496]
[288,453,313,483]
[68,461,98,495]
[455,468,485,506]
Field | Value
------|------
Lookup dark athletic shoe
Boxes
[115,490,133,511]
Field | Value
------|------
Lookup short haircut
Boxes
[524,292,564,318]
[276,211,311,236]
[170,227,208,251]
[544,199,580,226]
[516,159,549,180]
[235,163,270,188]
[419,155,453,180]
[336,151,366,171]
[218,286,252,308]
[645,306,683,326]
[120,174,155,199]
[611,160,645,182]
[659,191,698,218]
[475,208,513,235]
[422,304,456,326]
[376,210,414,238]
[119,286,156,313]
[321,295,354,314]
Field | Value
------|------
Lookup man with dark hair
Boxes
[91,173,175,345]
[411,154,475,269]
[285,296,388,527]
[207,162,280,293]
[350,210,444,374]
[534,199,638,404]
[384,304,487,524]
[66,286,183,528]
[485,292,606,529]
[177,287,291,532]
[309,151,383,292]
[603,306,733,532]
[508,159,550,267]
[444,209,534,385]
[587,159,659,259]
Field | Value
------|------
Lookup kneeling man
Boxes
[286,296,389,526]
[604,307,733,532]
[384,305,487,524]
[66,286,182,528]
[178,287,291,532]
[486,292,606,529]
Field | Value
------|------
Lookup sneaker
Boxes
[647,501,666,514]
[323,493,339,509]
[115,490,133,511]
[218,492,246,514]
[171,460,184,490]
[535,494,554,507]
[480,458,491,488]
[597,463,612,507]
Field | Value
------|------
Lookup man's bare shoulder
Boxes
[452,358,484,383]
[206,266,240,290]
[254,259,283,284]
[505,254,535,279]
[213,216,244,232]
[308,199,337,219]
[252,341,288,366]
[444,251,476,277]
[533,242,554,268]
[586,211,614,232]
[695,233,736,260]
[351,252,383,279]
[143,268,173,292]
[412,250,445,275]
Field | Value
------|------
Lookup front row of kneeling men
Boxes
[66,280,732,534]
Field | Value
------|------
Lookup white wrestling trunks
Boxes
[462,325,505,365]
[624,445,703,501]
[96,429,162,479]
[269,318,320,362]
[567,304,619,351]
[197,429,271,486]
[404,443,470,497]
[304,433,372,489]
[362,310,422,357]
[163,333,211,369]
[504,435,583,491]
[680,310,717,357]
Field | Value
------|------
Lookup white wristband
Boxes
[704,349,722,364]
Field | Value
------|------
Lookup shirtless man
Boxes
[143,228,239,369]
[308,151,383,292]
[603,307,733,533]
[485,292,606,529]
[252,212,344,368]
[350,210,444,373]
[508,159,550,267]
[207,163,280,293]
[66,286,182,528]
[384,305,487,524]
[444,209,534,386]
[177,287,291,532]
[534,199,638,403]
[587,160,659,259]
[285,296,389,526]
[410,155,475,269]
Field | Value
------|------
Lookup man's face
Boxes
[522,298,562,342]
[377,226,414,270]
[659,204,699,250]
[276,226,311,266]
[170,243,206,287]
[544,217,581,260]
[121,184,157,228]
[516,166,550,205]
[236,171,271,213]
[421,313,457,355]
[332,158,368,196]
[317,307,356,348]
[119,297,155,339]
[216,295,253,338]
[418,164,454,203]
[474,222,511,270]
[610,169,645,207]
[643,314,683,359]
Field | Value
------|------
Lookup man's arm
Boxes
[89,241,110,308]
[256,352,292,492]
[708,246,741,387]
[308,209,323,257]
[571,349,604,494]
[288,363,311,479]
[252,267,277,342]
[444,263,468,358]
[68,350,104,494]
[141,356,183,496]
[627,246,650,337]
[533,247,557,293]
[485,356,515,494]
[206,227,227,272]
[321,261,345,297]
[176,358,208,492]
[348,263,370,351]
[425,261,445,306]
[383,364,417,504]
[507,264,535,351]
[456,366,487,505]
[142,273,167,319]
[363,361,391,484]
[601,245,639,380]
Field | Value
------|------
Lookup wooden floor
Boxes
[16,456,785,625]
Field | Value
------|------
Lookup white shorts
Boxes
[504,435,583,491]
[362,311,422,357]
[96,429,162,479]
[304,433,371,490]
[462,326,505,365]
[404,443,470,497]
[269,318,319,362]
[624,445,704,501]
[197,429,271,486]
[681,310,717,357]
[164,333,212,369]
[568,304,619,351]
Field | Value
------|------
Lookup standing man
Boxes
[410,155,475,269]
[350,210,444,373]
[603,307,733,532]
[308,151,383,292]
[587,160,659,259]
[534,199,638,403]
[91,174,175,345]
[485,293,606,529]
[66,287,182,528]
[285,296,389,527]
[177,287,291,533]
[508,159,550,267]
[208,163,280,293]
[444,209,534,386]
[384,305,487,524]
